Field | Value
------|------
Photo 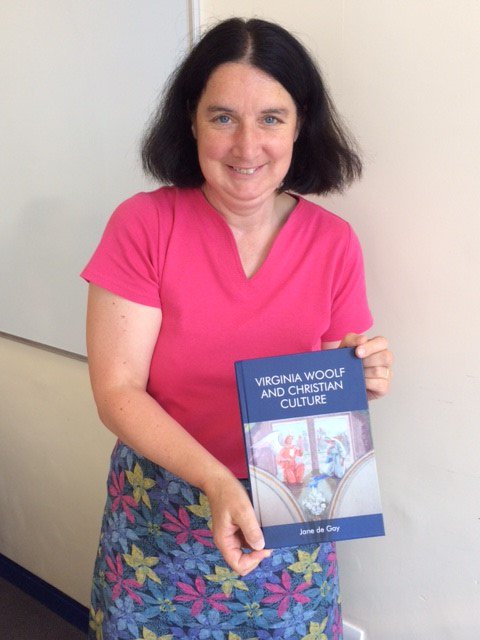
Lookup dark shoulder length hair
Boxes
[141,18,361,195]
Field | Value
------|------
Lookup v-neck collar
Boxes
[191,188,304,284]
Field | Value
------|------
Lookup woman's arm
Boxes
[322,333,393,400]
[86,284,270,574]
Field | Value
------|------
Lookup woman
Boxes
[83,18,392,640]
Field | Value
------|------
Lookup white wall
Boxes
[0,1,190,355]
[1,2,479,638]
[201,2,480,639]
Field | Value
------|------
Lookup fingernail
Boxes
[251,538,265,551]
[357,347,365,357]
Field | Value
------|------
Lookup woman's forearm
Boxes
[94,384,233,493]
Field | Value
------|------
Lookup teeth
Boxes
[232,167,256,174]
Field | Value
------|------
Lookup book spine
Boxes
[234,361,249,428]
[234,362,259,514]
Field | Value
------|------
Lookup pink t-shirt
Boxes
[82,187,372,477]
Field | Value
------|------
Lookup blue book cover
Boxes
[235,348,385,548]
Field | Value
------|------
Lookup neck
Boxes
[200,184,294,233]
[199,186,298,279]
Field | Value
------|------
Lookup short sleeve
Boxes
[81,192,165,308]
[321,225,373,342]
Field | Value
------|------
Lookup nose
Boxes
[232,121,259,159]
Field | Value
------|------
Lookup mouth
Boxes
[230,166,260,175]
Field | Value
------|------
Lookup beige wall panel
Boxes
[0,337,116,605]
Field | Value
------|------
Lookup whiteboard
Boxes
[0,1,195,356]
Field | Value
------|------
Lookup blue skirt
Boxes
[88,442,343,639]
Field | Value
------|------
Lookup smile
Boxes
[230,166,258,175]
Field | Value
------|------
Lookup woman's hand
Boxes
[203,472,271,576]
[338,333,393,400]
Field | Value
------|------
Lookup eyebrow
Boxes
[206,105,292,116]
[206,106,235,113]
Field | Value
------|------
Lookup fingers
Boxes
[361,338,393,399]
[206,475,271,576]
[355,336,391,362]
[363,365,392,381]
[241,520,266,551]
[364,368,392,400]
[214,512,270,576]
[339,334,393,400]
[221,544,271,577]
[340,334,392,366]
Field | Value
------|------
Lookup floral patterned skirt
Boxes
[88,442,343,640]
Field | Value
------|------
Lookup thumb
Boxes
[339,332,368,350]
[238,512,265,551]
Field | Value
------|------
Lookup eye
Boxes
[214,114,231,124]
[263,115,279,125]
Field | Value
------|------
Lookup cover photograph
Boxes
[234,348,385,548]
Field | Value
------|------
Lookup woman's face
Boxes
[192,62,299,213]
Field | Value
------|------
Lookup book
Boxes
[234,347,384,547]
